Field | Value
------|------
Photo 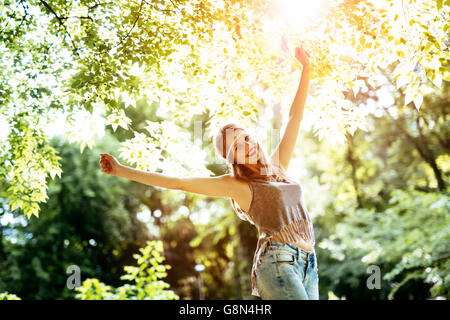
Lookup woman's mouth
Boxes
[247,147,256,157]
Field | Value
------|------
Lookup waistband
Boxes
[265,240,315,260]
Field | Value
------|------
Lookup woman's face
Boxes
[226,129,260,165]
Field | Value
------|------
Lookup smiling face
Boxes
[215,123,288,180]
[225,129,260,165]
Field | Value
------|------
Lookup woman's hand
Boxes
[99,153,122,176]
[294,45,311,68]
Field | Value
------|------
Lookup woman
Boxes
[99,45,317,300]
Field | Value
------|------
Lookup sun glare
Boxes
[268,0,329,30]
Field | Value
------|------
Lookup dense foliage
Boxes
[0,137,152,299]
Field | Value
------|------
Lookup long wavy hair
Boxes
[214,122,292,184]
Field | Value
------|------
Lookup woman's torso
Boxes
[232,177,315,252]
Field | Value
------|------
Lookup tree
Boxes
[0,136,151,299]
[1,0,448,218]
[297,75,449,299]
[320,189,449,299]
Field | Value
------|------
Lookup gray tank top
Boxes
[230,177,315,297]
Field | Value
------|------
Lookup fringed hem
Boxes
[251,286,261,297]
[274,218,315,246]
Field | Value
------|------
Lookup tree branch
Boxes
[115,0,145,50]
[143,0,177,14]
[88,1,114,12]
[59,16,94,23]
[419,114,450,151]
[383,106,446,191]
[1,0,29,36]
[38,0,81,58]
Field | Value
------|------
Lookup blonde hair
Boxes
[214,122,291,183]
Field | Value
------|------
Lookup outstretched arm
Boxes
[99,153,237,197]
[270,46,311,170]
[118,165,182,190]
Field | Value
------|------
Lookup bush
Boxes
[75,240,179,300]
[0,292,21,300]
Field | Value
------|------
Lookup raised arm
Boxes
[270,46,311,170]
[99,153,237,198]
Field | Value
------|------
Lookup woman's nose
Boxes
[245,142,253,153]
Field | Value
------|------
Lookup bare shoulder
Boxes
[223,174,247,186]
[225,174,253,212]
[178,173,248,198]
[221,174,248,193]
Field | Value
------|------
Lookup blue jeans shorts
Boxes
[255,241,319,300]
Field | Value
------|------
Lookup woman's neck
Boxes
[246,160,273,178]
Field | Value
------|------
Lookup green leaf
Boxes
[413,93,423,111]
[443,72,450,82]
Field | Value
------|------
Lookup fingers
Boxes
[99,153,112,173]
[101,166,111,174]
[100,160,110,167]
[295,46,310,60]
[101,167,110,174]
[100,154,110,162]
[100,155,109,164]
[303,49,310,57]
[298,45,310,55]
[100,160,110,168]
[100,163,111,172]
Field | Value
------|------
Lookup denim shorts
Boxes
[255,241,319,300]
